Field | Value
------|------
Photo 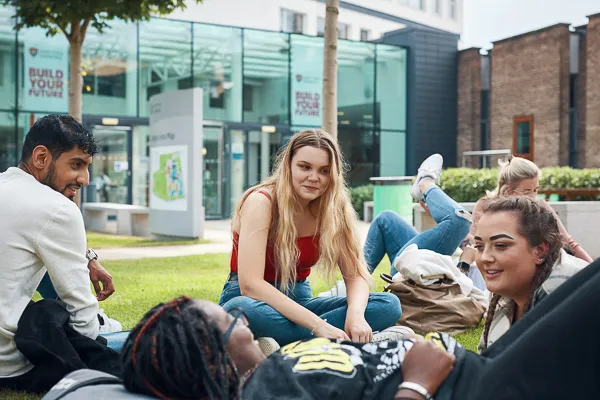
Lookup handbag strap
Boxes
[380,273,394,284]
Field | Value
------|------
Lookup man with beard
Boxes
[0,114,121,392]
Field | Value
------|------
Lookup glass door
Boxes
[246,130,282,187]
[90,125,132,204]
[203,126,225,218]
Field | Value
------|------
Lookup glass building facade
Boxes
[0,7,407,219]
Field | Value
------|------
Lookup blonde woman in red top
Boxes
[218,130,403,353]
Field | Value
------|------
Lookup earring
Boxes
[537,258,544,263]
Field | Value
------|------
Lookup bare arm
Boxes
[541,201,593,263]
[343,272,372,342]
[237,193,349,339]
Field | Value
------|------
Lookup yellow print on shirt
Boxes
[281,338,358,377]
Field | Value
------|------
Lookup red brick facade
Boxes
[585,15,600,167]
[457,18,600,168]
[457,48,482,168]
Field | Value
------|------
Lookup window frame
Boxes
[513,115,535,160]
[360,29,371,42]
[449,0,457,20]
[280,8,305,34]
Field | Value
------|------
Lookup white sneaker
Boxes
[372,325,416,343]
[257,337,280,356]
[98,309,123,334]
[410,153,444,201]
[317,280,347,298]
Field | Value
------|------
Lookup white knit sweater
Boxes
[0,167,99,377]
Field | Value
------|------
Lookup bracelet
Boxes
[397,382,433,400]
[310,318,327,336]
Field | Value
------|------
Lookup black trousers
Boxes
[0,300,120,394]
[451,257,600,400]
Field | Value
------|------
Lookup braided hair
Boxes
[121,296,240,399]
[479,197,562,348]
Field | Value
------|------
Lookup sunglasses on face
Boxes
[223,308,249,344]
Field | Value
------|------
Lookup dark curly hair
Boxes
[479,196,562,348]
[121,296,240,399]
[20,114,98,162]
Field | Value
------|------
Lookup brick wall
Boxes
[585,15,600,167]
[577,31,587,168]
[489,24,571,167]
[457,48,482,167]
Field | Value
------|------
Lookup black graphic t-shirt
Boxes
[241,335,462,400]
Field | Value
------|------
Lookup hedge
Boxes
[350,167,600,217]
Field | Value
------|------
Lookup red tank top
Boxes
[229,191,320,282]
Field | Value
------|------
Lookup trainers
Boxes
[372,325,416,343]
[410,153,444,201]
[98,309,123,334]
[317,280,347,298]
[257,337,280,356]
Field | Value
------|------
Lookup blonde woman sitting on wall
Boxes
[470,156,592,263]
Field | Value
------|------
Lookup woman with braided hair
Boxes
[473,196,590,352]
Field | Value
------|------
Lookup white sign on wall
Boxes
[291,45,323,127]
[23,40,68,113]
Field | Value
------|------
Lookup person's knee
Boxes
[375,210,400,226]
[449,208,472,236]
[222,295,258,314]
[370,292,402,324]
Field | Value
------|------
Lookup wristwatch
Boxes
[86,248,99,262]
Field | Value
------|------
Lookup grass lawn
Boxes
[86,232,210,249]
[2,254,483,400]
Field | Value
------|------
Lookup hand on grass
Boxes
[88,259,115,301]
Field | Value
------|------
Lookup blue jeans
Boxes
[218,274,401,345]
[364,186,472,276]
[36,272,128,352]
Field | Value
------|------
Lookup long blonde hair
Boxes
[486,156,542,197]
[232,129,370,292]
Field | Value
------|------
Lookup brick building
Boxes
[458,14,600,168]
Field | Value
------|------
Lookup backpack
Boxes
[381,273,485,335]
[42,369,151,400]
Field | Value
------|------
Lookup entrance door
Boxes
[227,127,284,215]
[90,125,132,204]
[203,125,225,219]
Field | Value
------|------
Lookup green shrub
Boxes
[349,184,373,219]
[349,167,600,215]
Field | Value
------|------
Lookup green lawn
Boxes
[86,232,210,249]
[2,254,483,399]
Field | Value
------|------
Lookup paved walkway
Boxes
[96,219,373,261]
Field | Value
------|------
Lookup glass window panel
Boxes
[194,24,242,122]
[290,35,322,127]
[516,121,531,154]
[0,6,16,110]
[380,130,406,176]
[244,30,290,124]
[139,19,192,117]
[376,44,407,130]
[0,111,19,171]
[281,9,304,34]
[338,41,375,129]
[338,128,377,186]
[18,27,69,113]
[82,20,137,116]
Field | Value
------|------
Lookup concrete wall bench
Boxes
[82,202,150,237]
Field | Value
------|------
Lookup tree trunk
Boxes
[68,25,84,205]
[68,37,83,123]
[322,0,339,140]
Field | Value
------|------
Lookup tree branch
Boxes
[44,10,71,40]
[80,17,91,42]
